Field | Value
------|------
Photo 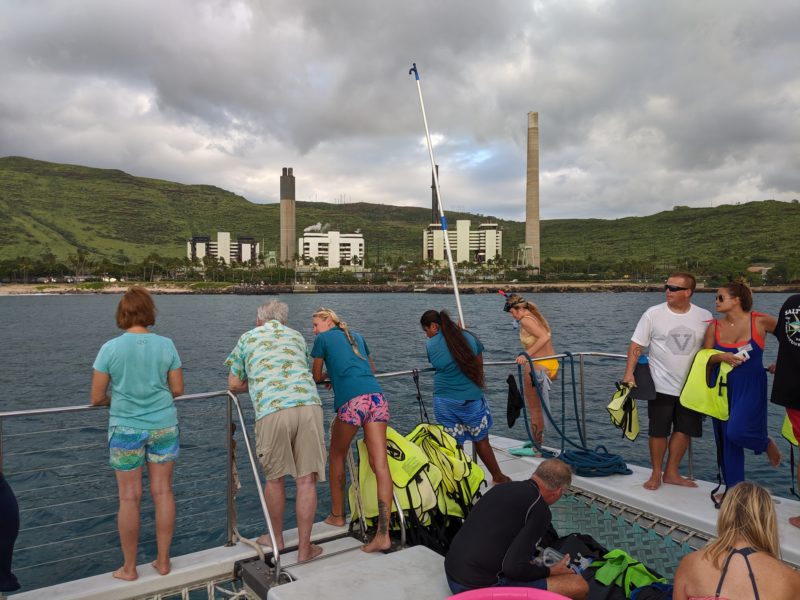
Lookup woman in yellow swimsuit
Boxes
[503,293,557,445]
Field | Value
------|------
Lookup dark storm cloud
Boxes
[0,0,798,219]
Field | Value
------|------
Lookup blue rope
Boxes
[517,352,631,478]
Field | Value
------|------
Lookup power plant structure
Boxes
[431,164,439,224]
[279,167,296,267]
[517,111,540,270]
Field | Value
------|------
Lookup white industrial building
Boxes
[187,232,260,264]
[298,231,365,269]
[422,220,502,264]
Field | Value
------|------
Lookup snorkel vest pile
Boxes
[679,349,733,420]
[348,424,485,532]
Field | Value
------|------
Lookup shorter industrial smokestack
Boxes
[431,164,439,224]
[279,167,296,266]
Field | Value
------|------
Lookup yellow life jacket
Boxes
[607,384,639,442]
[782,415,798,446]
[348,426,441,526]
[406,423,485,518]
[679,349,733,420]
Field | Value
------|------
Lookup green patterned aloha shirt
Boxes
[225,321,321,420]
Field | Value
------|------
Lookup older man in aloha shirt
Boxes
[226,302,327,561]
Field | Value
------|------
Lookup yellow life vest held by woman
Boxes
[679,349,733,420]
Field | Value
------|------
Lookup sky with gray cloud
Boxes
[1,0,798,221]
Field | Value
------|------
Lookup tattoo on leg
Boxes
[377,500,389,535]
[336,473,345,495]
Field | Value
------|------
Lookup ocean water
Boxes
[0,291,792,590]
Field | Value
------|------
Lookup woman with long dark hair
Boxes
[703,281,780,491]
[420,309,509,485]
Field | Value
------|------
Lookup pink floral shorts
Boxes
[336,393,390,427]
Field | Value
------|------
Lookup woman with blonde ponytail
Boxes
[310,308,392,553]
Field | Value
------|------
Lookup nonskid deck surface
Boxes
[474,435,800,567]
[13,434,800,599]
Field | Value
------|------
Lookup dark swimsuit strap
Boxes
[714,547,760,600]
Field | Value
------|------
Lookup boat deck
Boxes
[11,434,800,599]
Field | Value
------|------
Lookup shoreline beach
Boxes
[2,282,799,296]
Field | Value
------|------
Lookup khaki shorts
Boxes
[255,404,327,481]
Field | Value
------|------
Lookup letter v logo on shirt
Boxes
[666,326,696,355]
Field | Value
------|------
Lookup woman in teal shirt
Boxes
[90,287,184,581]
[421,310,509,485]
[311,307,392,553]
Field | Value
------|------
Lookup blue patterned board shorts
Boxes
[108,425,180,471]
[433,396,493,445]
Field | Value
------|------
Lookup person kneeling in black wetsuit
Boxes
[444,458,588,600]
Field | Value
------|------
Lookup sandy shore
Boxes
[2,281,799,296]
[0,283,195,295]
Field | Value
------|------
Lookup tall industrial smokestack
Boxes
[431,164,439,224]
[279,167,296,266]
[525,112,541,269]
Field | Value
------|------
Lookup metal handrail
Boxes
[0,389,286,583]
[1,350,692,591]
[227,392,282,584]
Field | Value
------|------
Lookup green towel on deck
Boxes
[592,549,666,598]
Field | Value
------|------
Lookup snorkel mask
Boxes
[498,290,525,312]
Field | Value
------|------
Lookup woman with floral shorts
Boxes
[311,307,392,554]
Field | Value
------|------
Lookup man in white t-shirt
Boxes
[623,272,712,490]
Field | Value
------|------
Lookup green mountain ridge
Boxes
[1,156,799,273]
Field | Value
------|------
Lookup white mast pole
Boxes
[408,62,466,328]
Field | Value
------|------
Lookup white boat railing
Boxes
[1,350,698,595]
[0,390,292,588]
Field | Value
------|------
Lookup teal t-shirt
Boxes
[426,330,484,401]
[310,327,382,410]
[93,332,181,429]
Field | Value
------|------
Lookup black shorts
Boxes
[647,392,703,438]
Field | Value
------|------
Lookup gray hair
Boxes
[534,458,572,490]
[257,300,288,325]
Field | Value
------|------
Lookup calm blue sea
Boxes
[0,291,792,590]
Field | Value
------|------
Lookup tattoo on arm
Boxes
[376,500,389,535]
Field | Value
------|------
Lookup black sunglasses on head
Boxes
[664,284,689,292]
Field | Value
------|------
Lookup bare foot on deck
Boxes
[256,534,285,552]
[298,544,323,563]
[789,516,800,529]
[643,472,662,490]
[151,560,171,576]
[361,534,391,553]
[324,513,347,527]
[767,438,782,467]
[663,473,698,488]
[112,566,138,581]
[492,474,512,486]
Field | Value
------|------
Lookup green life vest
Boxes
[679,349,733,420]
[607,384,640,442]
[406,423,485,518]
[348,426,441,526]
[592,549,666,598]
[782,415,798,446]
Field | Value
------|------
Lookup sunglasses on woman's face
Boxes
[664,284,688,292]
[716,295,728,302]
